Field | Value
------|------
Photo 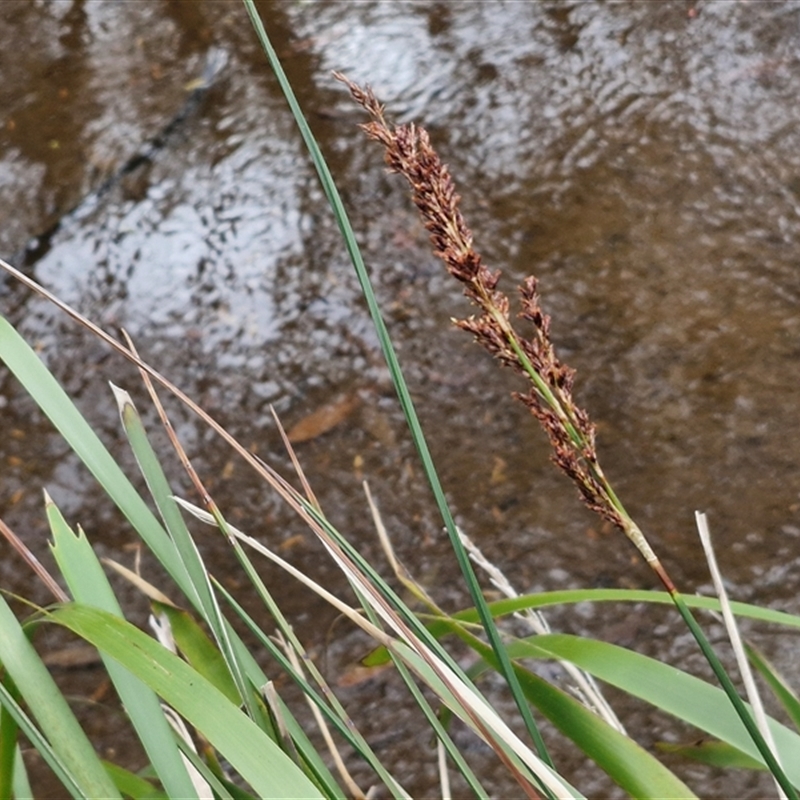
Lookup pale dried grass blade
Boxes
[277,634,369,800]
[438,738,451,800]
[364,481,437,606]
[160,705,214,799]
[0,516,68,602]
[172,497,389,643]
[271,404,321,511]
[459,528,626,735]
[262,681,301,763]
[175,498,581,798]
[102,556,177,606]
[696,510,785,799]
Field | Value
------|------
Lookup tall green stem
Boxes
[241,0,556,788]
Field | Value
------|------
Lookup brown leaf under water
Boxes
[286,392,362,443]
[336,661,391,688]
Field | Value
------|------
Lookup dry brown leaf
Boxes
[277,534,308,552]
[286,393,361,443]
[490,455,507,485]
[335,662,391,688]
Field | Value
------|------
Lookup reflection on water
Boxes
[2,1,800,796]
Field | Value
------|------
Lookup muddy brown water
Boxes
[2,1,800,797]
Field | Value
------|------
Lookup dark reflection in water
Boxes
[2,1,800,796]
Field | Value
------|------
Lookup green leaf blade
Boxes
[48,495,200,799]
[0,595,121,799]
[518,634,800,787]
[50,603,324,799]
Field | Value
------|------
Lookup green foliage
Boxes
[49,603,324,800]
[0,591,121,799]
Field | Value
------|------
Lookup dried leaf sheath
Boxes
[337,73,660,567]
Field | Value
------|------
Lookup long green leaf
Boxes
[186,494,558,795]
[114,388,345,798]
[0,315,189,594]
[12,744,33,800]
[509,668,698,798]
[385,641,583,799]
[240,0,555,776]
[514,633,800,787]
[0,677,82,798]
[443,620,696,798]
[656,740,765,771]
[0,314,333,794]
[0,594,121,798]
[746,642,800,731]
[212,559,402,798]
[0,314,272,723]
[152,602,241,705]
[102,762,169,800]
[113,387,259,720]
[668,588,796,797]
[449,588,800,630]
[49,603,325,799]
[0,679,19,799]
[47,494,200,799]
[366,587,800,668]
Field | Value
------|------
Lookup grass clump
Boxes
[0,2,799,798]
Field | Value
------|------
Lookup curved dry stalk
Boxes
[696,511,786,798]
[178,496,580,799]
[0,517,69,603]
[275,633,370,800]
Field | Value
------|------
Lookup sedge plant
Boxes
[332,74,797,797]
[0,2,800,797]
[242,1,800,791]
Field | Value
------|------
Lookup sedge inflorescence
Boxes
[337,73,637,539]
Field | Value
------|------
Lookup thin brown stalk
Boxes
[0,517,69,603]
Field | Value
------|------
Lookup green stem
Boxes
[241,0,556,785]
[489,307,579,439]
[668,587,797,797]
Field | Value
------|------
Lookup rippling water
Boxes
[2,2,800,796]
